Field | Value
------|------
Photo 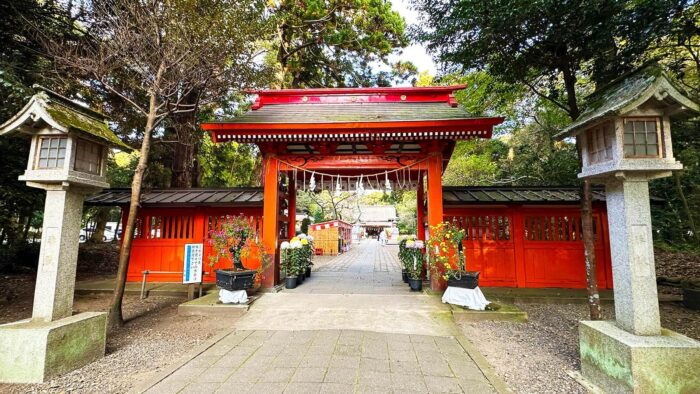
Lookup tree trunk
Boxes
[581,178,601,319]
[575,137,601,320]
[108,77,162,331]
[170,90,199,188]
[674,171,699,245]
[89,207,110,243]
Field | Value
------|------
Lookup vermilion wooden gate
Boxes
[124,207,263,283]
[445,205,613,289]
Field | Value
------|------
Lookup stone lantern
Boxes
[557,66,700,393]
[0,88,130,383]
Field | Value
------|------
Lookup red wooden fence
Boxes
[444,205,613,289]
[123,207,263,283]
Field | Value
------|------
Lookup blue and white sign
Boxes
[183,243,203,284]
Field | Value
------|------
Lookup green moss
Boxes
[45,104,131,151]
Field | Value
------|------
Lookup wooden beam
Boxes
[288,175,296,238]
[262,154,280,287]
[427,152,445,291]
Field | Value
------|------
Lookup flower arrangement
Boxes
[398,235,425,280]
[427,222,466,281]
[281,233,314,277]
[207,215,271,285]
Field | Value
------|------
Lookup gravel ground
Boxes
[0,275,238,394]
[458,301,700,394]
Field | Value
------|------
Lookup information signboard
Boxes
[183,243,203,284]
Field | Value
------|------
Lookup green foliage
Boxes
[398,236,424,279]
[198,136,261,187]
[300,218,311,235]
[414,0,685,118]
[272,0,410,87]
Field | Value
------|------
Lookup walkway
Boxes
[137,240,504,394]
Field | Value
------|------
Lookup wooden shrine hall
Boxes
[201,86,504,289]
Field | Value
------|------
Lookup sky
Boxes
[387,0,438,76]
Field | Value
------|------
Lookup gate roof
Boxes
[201,86,503,145]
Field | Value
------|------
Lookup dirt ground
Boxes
[459,301,699,394]
[0,274,238,394]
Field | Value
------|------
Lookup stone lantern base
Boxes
[0,312,107,383]
[579,320,700,393]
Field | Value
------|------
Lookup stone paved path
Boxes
[138,240,502,394]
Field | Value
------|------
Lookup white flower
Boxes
[415,241,425,249]
[290,240,303,249]
[306,235,314,242]
[281,241,290,250]
[297,233,307,239]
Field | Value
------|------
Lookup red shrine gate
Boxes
[87,86,615,290]
[202,86,503,289]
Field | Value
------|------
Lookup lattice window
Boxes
[74,138,103,175]
[524,215,599,242]
[36,136,67,169]
[448,215,511,241]
[133,215,194,239]
[623,118,661,158]
[587,124,613,164]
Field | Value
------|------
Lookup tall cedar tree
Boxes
[414,0,687,319]
[44,0,268,330]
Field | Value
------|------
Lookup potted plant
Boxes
[403,238,425,291]
[283,236,307,286]
[281,241,300,289]
[398,237,413,283]
[427,222,479,289]
[208,215,271,292]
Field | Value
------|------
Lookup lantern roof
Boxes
[202,86,503,143]
[0,87,131,150]
[557,65,700,139]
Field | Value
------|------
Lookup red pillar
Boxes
[416,176,426,241]
[427,152,445,291]
[262,154,280,287]
[288,175,296,238]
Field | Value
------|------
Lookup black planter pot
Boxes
[447,271,480,289]
[285,276,298,289]
[402,270,409,283]
[215,269,256,291]
[408,278,422,291]
[305,267,312,278]
[298,273,305,283]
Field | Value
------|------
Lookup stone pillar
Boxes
[605,175,660,335]
[32,187,85,322]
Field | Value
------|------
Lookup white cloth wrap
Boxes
[441,286,489,310]
[218,289,248,304]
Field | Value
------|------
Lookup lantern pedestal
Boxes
[579,321,700,393]
[0,312,107,383]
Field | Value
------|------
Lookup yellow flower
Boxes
[301,238,309,245]
[291,237,299,242]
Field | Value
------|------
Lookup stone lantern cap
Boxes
[0,86,131,151]
[556,65,700,139]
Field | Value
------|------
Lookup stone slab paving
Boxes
[137,239,504,393]
[289,240,406,295]
[144,330,496,394]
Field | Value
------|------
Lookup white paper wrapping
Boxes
[218,289,248,304]
[441,286,489,310]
